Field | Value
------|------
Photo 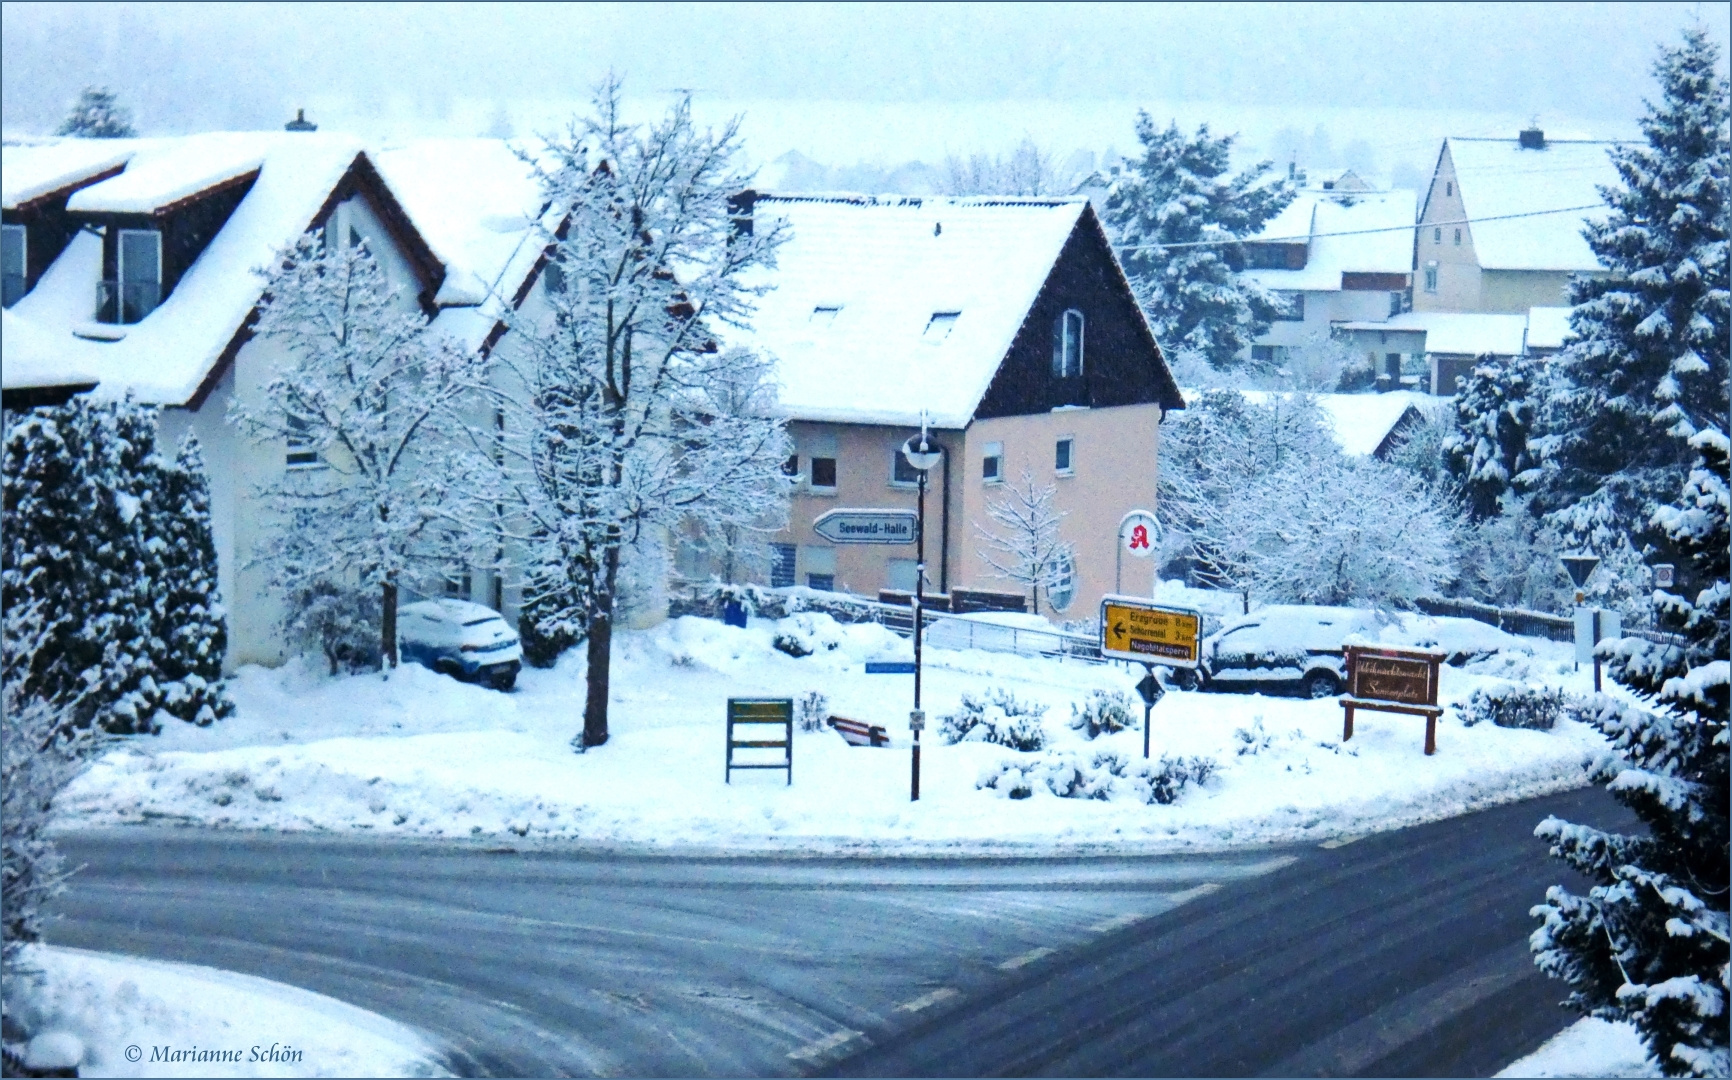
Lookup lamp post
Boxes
[901,419,943,802]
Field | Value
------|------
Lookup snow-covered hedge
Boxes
[1456,683,1570,730]
[1069,689,1137,739]
[976,749,1218,804]
[938,689,1049,750]
[772,613,847,658]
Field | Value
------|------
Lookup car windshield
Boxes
[462,616,502,627]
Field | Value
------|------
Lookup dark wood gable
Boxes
[2,163,126,298]
[973,205,1184,421]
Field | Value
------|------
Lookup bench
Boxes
[726,698,792,784]
[828,716,890,747]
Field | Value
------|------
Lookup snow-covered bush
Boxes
[772,613,845,658]
[1127,754,1219,805]
[938,689,1049,750]
[1069,689,1137,739]
[1456,683,1569,730]
[795,691,829,733]
[1232,716,1274,755]
[976,748,1216,804]
[282,580,382,676]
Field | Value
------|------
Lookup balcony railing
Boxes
[95,279,162,324]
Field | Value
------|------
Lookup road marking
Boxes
[1320,835,1364,849]
[997,946,1057,970]
[1090,912,1147,933]
[895,987,959,1013]
[787,1029,869,1064]
[1167,882,1224,905]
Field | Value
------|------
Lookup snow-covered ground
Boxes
[1497,1017,1660,1078]
[5,945,445,1077]
[53,609,1615,855]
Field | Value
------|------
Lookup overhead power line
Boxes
[1113,203,1603,252]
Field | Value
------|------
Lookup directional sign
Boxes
[865,661,917,674]
[812,508,917,545]
[1119,510,1159,559]
[1099,594,1201,667]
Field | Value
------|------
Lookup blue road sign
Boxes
[865,661,917,674]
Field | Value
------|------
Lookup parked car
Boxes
[398,600,522,690]
[1197,605,1380,698]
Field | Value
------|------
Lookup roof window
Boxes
[811,305,842,325]
[923,311,960,342]
[98,228,162,324]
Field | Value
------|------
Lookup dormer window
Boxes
[99,228,162,324]
[923,311,960,342]
[1053,309,1084,377]
[811,305,842,325]
[1,225,24,308]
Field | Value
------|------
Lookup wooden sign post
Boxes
[1340,645,1446,755]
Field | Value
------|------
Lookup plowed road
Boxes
[49,786,1630,1077]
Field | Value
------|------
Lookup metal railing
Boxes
[95,279,162,324]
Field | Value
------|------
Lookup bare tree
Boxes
[975,470,1074,615]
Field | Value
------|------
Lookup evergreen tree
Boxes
[1103,116,1299,369]
[1444,355,1543,521]
[1531,426,1729,1077]
[149,435,233,725]
[54,86,135,138]
[1536,28,1730,554]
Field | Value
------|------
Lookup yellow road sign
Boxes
[1099,595,1201,667]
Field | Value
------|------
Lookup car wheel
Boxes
[491,672,516,692]
[432,659,461,680]
[1167,668,1200,692]
[1304,671,1340,699]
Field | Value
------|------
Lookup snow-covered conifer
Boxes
[233,232,491,669]
[144,435,232,724]
[1531,425,1729,1078]
[975,470,1074,616]
[1103,117,1299,370]
[1535,28,1730,553]
[1444,355,1543,521]
[54,86,135,138]
[493,79,792,747]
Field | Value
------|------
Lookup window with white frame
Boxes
[2,224,25,308]
[1055,437,1074,475]
[1423,261,1439,293]
[1047,551,1076,612]
[1052,309,1084,377]
[982,441,1003,483]
[116,228,162,323]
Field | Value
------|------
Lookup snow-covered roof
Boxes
[1243,190,1417,292]
[65,133,269,214]
[732,193,1096,428]
[1442,138,1621,271]
[1336,311,1529,356]
[3,134,549,404]
[1,139,135,210]
[1238,389,1442,457]
[1525,306,1576,350]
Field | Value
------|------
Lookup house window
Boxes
[285,413,321,469]
[1445,181,1453,197]
[1273,291,1305,321]
[807,574,835,591]
[1454,228,1462,246]
[1055,437,1074,474]
[445,568,472,599]
[1434,227,1442,243]
[922,311,960,342]
[809,457,837,489]
[1424,262,1439,293]
[802,545,836,592]
[1,224,25,308]
[1389,291,1403,317]
[1047,551,1076,612]
[783,453,799,477]
[982,441,1003,483]
[892,446,921,485]
[1251,344,1276,365]
[113,228,162,323]
[1052,309,1084,377]
[769,543,797,588]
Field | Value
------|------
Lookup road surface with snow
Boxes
[47,785,1631,1078]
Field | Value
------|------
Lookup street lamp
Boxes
[901,419,943,802]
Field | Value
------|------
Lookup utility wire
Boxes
[1114,203,1603,251]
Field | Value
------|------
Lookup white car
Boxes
[1198,605,1381,698]
[398,600,522,690]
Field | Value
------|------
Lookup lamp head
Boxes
[901,433,941,472]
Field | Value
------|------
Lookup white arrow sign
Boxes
[813,508,918,545]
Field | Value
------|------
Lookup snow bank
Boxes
[1496,1017,1659,1078]
[6,945,445,1077]
[56,613,1613,855]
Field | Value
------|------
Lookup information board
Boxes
[1099,595,1201,667]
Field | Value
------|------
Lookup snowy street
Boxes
[47,784,1635,1077]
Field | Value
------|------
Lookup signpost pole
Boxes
[912,464,925,802]
[1592,608,1602,693]
[1141,663,1154,759]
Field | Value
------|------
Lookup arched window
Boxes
[1052,309,1084,378]
[1047,550,1076,612]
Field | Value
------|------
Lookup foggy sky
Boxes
[3,2,1727,181]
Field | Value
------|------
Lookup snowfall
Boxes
[43,604,1661,1077]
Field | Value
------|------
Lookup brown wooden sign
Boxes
[1340,645,1446,755]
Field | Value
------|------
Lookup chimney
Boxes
[727,189,756,237]
[1518,125,1545,150]
[284,108,317,133]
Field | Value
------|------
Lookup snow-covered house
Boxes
[1239,186,1417,370]
[1,131,549,667]
[719,193,1184,614]
[1412,128,1623,314]
[1238,389,1443,460]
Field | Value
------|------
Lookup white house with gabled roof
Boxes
[717,192,1184,616]
[1,129,553,668]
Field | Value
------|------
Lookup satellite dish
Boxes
[1560,554,1601,590]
